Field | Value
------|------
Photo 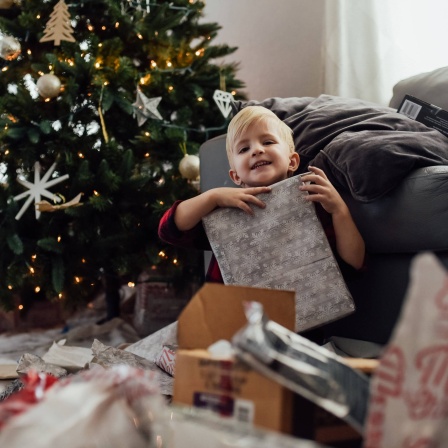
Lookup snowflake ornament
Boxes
[13,162,69,220]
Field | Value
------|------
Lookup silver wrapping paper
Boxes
[202,175,355,332]
[232,302,369,434]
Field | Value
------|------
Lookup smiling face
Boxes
[228,116,299,187]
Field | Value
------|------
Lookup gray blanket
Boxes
[233,95,448,202]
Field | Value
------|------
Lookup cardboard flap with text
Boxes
[177,283,295,350]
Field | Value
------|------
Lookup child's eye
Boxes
[264,140,274,145]
[238,146,249,153]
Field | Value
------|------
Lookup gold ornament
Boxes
[179,154,200,180]
[36,73,61,99]
[37,193,83,213]
[39,0,76,46]
[0,0,15,9]
[0,34,21,61]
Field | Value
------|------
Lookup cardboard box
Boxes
[173,283,296,433]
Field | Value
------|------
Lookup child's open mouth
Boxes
[251,161,271,170]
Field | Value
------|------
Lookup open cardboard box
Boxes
[172,283,296,434]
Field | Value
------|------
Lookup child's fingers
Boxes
[308,165,328,180]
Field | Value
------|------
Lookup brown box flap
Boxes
[178,283,295,349]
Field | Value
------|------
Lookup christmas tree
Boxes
[0,0,245,318]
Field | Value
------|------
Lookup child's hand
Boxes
[299,166,348,215]
[212,186,271,215]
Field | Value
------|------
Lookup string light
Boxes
[7,285,12,290]
[197,97,203,102]
[35,286,41,293]
[18,304,24,310]
[57,236,62,242]
[128,282,135,287]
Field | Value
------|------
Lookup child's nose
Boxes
[251,145,265,155]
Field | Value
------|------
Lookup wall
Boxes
[203,0,325,101]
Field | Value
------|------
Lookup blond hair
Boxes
[226,106,295,168]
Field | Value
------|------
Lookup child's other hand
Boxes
[299,166,348,215]
[212,186,271,215]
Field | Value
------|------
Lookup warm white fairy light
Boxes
[128,282,135,288]
[35,286,41,293]
[18,304,24,310]
[137,33,143,40]
[197,97,203,102]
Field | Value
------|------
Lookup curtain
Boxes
[322,0,448,106]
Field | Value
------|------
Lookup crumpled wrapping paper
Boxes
[364,253,448,447]
[0,365,167,448]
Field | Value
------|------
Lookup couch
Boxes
[199,68,448,348]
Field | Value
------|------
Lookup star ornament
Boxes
[132,90,163,126]
[13,162,69,220]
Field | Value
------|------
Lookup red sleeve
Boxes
[158,200,212,251]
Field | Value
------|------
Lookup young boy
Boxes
[159,106,365,284]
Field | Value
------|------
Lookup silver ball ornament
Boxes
[37,74,61,99]
[0,35,21,61]
[179,154,200,180]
